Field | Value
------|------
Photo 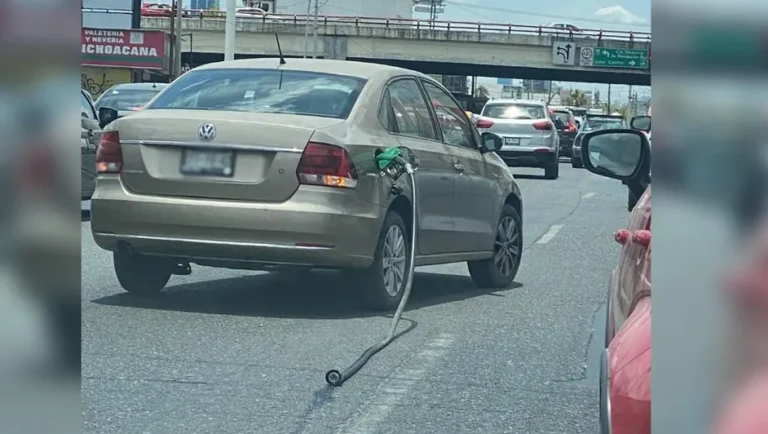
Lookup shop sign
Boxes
[81,28,168,70]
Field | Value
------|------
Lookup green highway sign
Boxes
[592,48,649,69]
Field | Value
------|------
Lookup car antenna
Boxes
[275,33,286,66]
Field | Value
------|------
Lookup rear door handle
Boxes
[453,162,465,172]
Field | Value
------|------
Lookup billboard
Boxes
[522,79,551,93]
[81,0,136,30]
[81,28,169,71]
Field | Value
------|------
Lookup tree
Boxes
[564,89,588,107]
[475,85,489,98]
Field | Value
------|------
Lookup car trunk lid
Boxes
[479,118,551,147]
[117,110,343,202]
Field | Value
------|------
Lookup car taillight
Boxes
[533,120,553,130]
[566,121,577,132]
[296,142,357,189]
[96,131,123,173]
[476,118,494,128]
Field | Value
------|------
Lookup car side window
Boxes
[81,91,97,120]
[421,81,475,149]
[378,89,397,132]
[386,79,438,140]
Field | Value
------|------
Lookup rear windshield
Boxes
[95,89,163,111]
[583,117,626,130]
[147,68,367,119]
[482,103,546,120]
[552,111,573,123]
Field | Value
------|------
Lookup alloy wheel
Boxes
[381,225,407,297]
[494,216,521,276]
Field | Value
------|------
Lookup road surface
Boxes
[82,162,629,434]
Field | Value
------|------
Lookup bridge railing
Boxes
[148,10,651,43]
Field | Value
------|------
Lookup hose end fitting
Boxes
[325,369,342,386]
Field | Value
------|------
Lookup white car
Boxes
[234,7,283,19]
[544,22,584,34]
[475,99,561,179]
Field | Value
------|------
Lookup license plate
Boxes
[180,149,235,177]
[504,138,521,146]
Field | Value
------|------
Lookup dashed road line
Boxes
[581,192,595,199]
[536,224,564,244]
[335,333,455,434]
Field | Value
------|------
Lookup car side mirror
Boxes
[480,132,503,153]
[98,106,119,129]
[553,118,565,130]
[581,129,650,181]
[630,115,651,132]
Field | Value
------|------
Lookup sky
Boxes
[412,0,652,105]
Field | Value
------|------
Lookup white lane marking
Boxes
[335,333,454,434]
[582,192,595,199]
[537,224,564,244]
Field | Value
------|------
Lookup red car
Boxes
[578,126,651,434]
[141,3,190,17]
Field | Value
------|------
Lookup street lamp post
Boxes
[224,0,236,61]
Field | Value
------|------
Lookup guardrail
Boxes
[146,11,651,43]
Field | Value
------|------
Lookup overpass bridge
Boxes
[141,14,651,85]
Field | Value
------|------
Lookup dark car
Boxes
[94,82,169,120]
[572,114,627,168]
[550,107,578,158]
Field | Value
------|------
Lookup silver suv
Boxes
[474,99,561,179]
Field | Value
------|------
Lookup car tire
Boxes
[545,160,560,179]
[468,204,522,288]
[357,210,410,311]
[572,157,583,169]
[599,349,612,434]
[113,250,172,295]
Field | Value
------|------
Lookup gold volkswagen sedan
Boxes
[91,58,523,309]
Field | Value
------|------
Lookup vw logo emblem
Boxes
[198,123,216,141]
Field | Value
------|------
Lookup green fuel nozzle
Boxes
[375,147,404,170]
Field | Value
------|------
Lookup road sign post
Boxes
[591,48,649,69]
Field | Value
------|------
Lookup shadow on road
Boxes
[81,209,90,222]
[90,271,523,320]
[512,173,548,180]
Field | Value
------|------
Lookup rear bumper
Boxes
[496,149,557,167]
[90,176,384,269]
[559,135,575,156]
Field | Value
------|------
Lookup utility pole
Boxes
[607,83,612,113]
[627,85,633,114]
[303,0,311,58]
[169,0,176,78]
[224,0,236,61]
[174,0,183,78]
[429,1,435,29]
[311,0,319,58]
